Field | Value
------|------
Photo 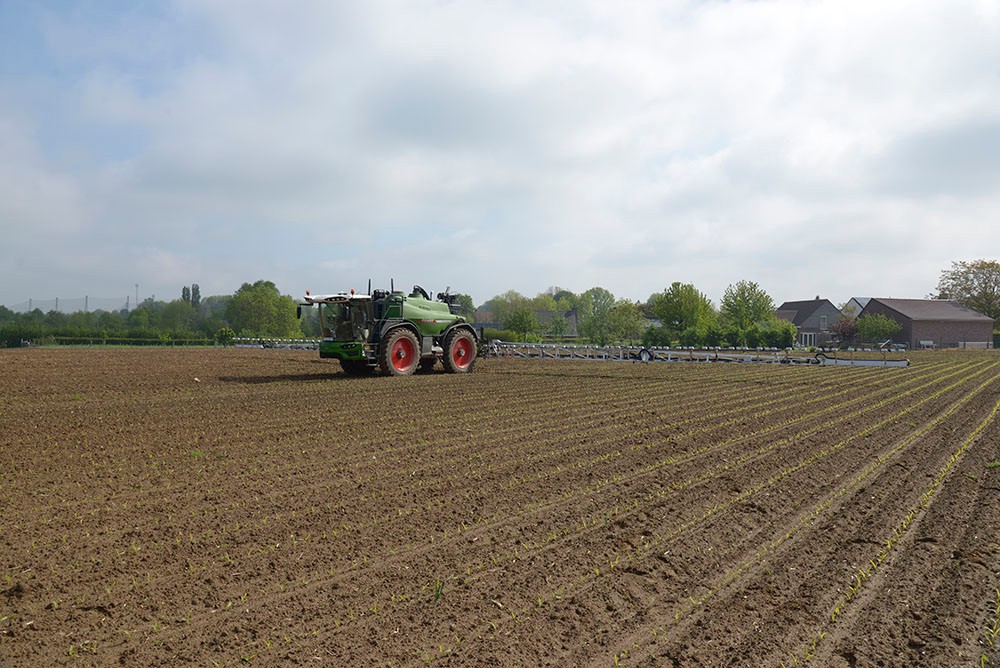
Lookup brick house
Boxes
[858,298,994,349]
[776,298,844,347]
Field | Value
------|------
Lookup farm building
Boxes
[842,297,870,317]
[859,298,994,349]
[775,298,844,347]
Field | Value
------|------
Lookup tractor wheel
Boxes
[442,329,477,373]
[380,329,420,376]
[340,360,372,376]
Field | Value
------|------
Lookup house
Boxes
[858,298,994,349]
[775,297,844,347]
[842,297,870,318]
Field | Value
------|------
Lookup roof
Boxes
[868,298,993,322]
[775,299,838,326]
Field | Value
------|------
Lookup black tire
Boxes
[442,328,477,373]
[379,329,420,376]
[340,360,372,376]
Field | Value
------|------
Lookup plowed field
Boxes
[1,348,999,667]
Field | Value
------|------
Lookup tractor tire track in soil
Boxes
[0,348,997,667]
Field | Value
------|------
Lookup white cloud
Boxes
[1,0,999,309]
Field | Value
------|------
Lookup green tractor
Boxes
[299,285,478,376]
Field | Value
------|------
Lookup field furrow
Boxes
[1,348,996,668]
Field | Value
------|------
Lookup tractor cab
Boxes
[305,293,372,341]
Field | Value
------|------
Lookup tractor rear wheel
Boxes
[442,328,477,373]
[380,329,420,376]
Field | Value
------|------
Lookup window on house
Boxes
[819,315,828,330]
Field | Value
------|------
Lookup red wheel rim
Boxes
[451,336,474,369]
[391,337,416,372]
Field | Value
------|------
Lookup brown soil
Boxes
[1,348,998,667]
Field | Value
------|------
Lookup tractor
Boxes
[299,285,477,376]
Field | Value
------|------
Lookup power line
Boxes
[6,296,131,314]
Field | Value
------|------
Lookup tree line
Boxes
[0,281,304,348]
[481,281,799,348]
[1,260,997,348]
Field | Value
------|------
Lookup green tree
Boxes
[720,281,777,345]
[758,319,798,348]
[504,302,539,341]
[857,313,902,342]
[128,307,151,331]
[161,300,197,334]
[181,286,191,304]
[551,289,578,310]
[453,293,475,320]
[642,325,672,347]
[608,299,644,344]
[198,295,230,335]
[721,281,775,330]
[577,287,616,345]
[96,311,125,336]
[225,280,300,337]
[935,259,1000,319]
[531,293,558,311]
[191,284,201,309]
[647,282,717,342]
[487,290,528,325]
[44,310,68,330]
[547,312,570,339]
[215,326,236,346]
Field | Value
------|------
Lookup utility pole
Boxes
[135,284,139,309]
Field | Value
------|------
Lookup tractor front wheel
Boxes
[380,329,420,376]
[442,329,477,373]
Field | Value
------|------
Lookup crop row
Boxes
[422,363,1000,663]
[0,360,968,616]
[0,359,864,519]
[0,351,984,667]
[476,366,996,659]
[781,394,1000,666]
[51,358,968,626]
[99,362,986,628]
[265,361,996,659]
[13,358,936,580]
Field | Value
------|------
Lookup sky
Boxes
[2,0,999,311]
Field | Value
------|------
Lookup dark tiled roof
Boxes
[870,298,993,322]
[775,299,836,326]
